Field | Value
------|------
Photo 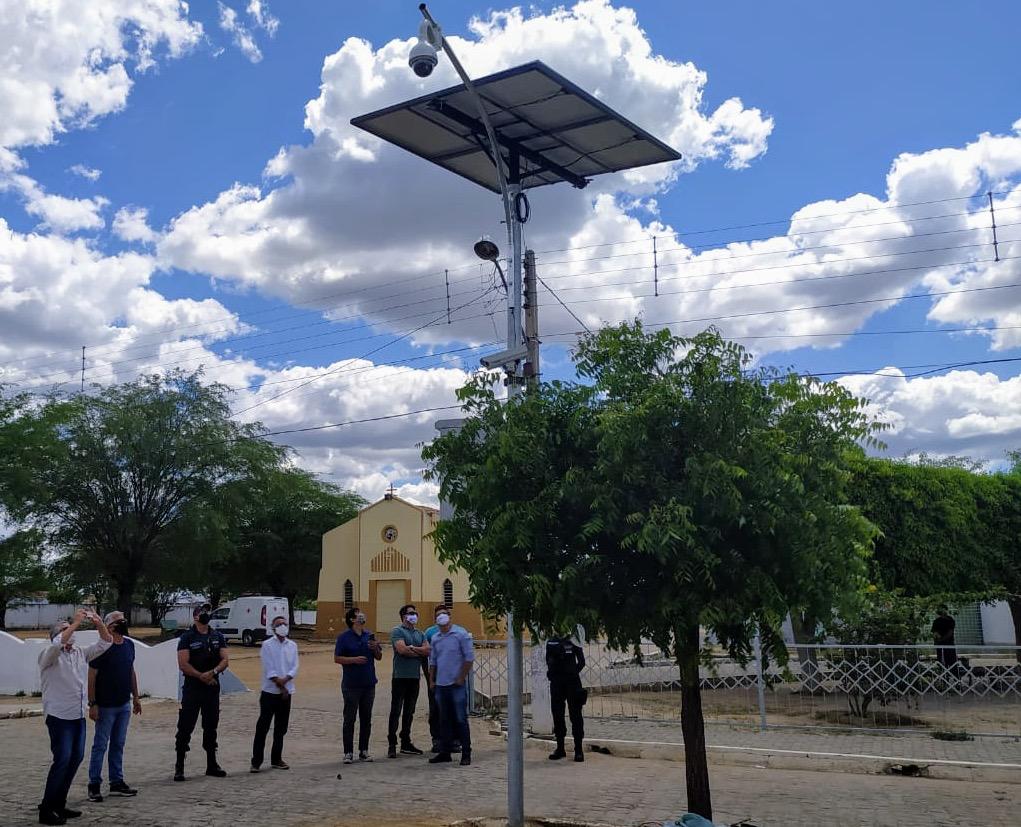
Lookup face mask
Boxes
[405,614,418,625]
[436,613,450,626]
[355,613,366,624]
[111,620,128,635]
[197,613,211,625]
[274,624,289,637]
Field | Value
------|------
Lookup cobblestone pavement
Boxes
[582,719,1021,765]
[2,682,1019,827]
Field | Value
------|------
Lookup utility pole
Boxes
[81,345,86,393]
[524,250,539,385]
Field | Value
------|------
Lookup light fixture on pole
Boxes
[474,236,508,293]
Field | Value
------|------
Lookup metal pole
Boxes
[417,8,525,823]
[753,629,768,732]
[524,250,539,381]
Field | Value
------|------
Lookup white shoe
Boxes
[358,752,373,762]
[343,753,354,764]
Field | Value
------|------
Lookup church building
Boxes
[314,491,491,640]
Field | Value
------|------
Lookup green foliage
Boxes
[7,372,284,614]
[424,322,882,818]
[848,458,1002,597]
[0,529,48,629]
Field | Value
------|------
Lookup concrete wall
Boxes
[0,630,181,699]
[3,603,198,630]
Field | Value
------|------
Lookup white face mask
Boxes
[355,613,366,625]
[274,624,289,638]
[405,614,418,625]
[436,613,450,626]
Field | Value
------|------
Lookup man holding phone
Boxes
[334,607,382,764]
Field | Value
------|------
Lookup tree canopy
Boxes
[424,322,881,818]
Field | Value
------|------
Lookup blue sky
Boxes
[2,1,1021,499]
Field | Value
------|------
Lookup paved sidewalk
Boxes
[581,719,1021,765]
[2,686,1019,826]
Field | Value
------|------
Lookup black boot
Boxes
[174,751,186,782]
[574,739,584,762]
[205,751,227,777]
[549,739,567,760]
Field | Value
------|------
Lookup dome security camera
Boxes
[409,19,441,78]
[409,40,438,78]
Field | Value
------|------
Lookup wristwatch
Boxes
[88,701,96,708]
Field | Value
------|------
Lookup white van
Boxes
[209,596,289,646]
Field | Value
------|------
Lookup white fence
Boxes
[470,640,1021,738]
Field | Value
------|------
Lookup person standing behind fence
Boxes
[932,606,958,671]
[546,635,586,762]
[387,604,428,759]
[334,607,382,764]
[86,611,141,803]
[251,616,298,773]
[427,608,474,767]
[174,605,229,782]
[38,609,112,826]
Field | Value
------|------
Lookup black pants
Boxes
[551,679,584,746]
[388,678,420,746]
[252,691,292,767]
[175,681,220,757]
[423,660,442,745]
[342,686,375,754]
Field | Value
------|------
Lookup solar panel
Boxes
[351,61,682,194]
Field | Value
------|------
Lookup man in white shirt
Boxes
[38,608,112,826]
[250,615,298,772]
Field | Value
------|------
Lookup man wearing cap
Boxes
[37,608,112,826]
[86,610,142,803]
[174,604,229,781]
[251,615,298,772]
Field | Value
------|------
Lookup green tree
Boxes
[12,372,283,616]
[424,323,879,819]
[0,529,48,630]
[212,467,364,619]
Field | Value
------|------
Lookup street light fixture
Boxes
[474,236,508,293]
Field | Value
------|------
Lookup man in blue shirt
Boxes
[86,611,142,803]
[427,607,475,766]
[334,607,382,764]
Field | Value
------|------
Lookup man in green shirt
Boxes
[387,604,429,758]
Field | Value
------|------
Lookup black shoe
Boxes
[270,761,290,770]
[428,753,452,764]
[61,808,82,819]
[205,765,227,778]
[250,765,261,773]
[430,742,441,754]
[38,809,66,826]
[400,743,424,755]
[574,751,585,762]
[108,781,137,797]
[387,745,397,759]
[87,784,103,802]
[173,771,185,782]
[459,754,472,766]
[549,748,567,760]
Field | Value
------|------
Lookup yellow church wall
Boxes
[314,495,493,641]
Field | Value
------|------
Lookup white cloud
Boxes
[218,2,262,63]
[247,0,278,36]
[0,0,202,150]
[160,0,773,345]
[840,369,1021,463]
[68,164,102,182]
[113,206,158,244]
[1,167,108,233]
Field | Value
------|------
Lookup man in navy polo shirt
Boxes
[333,607,381,764]
[86,610,141,803]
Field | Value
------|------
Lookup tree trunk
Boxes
[1008,597,1021,664]
[209,588,223,610]
[676,625,712,820]
[116,579,135,621]
[0,597,7,631]
[790,613,821,692]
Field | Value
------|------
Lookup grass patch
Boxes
[931,730,974,742]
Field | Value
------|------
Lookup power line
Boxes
[537,276,591,334]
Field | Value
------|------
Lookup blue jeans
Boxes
[89,702,132,785]
[42,716,86,811]
[435,683,471,757]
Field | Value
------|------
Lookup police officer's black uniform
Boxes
[174,621,228,780]
[546,636,586,761]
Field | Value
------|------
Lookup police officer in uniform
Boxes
[174,605,229,781]
[545,634,586,762]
